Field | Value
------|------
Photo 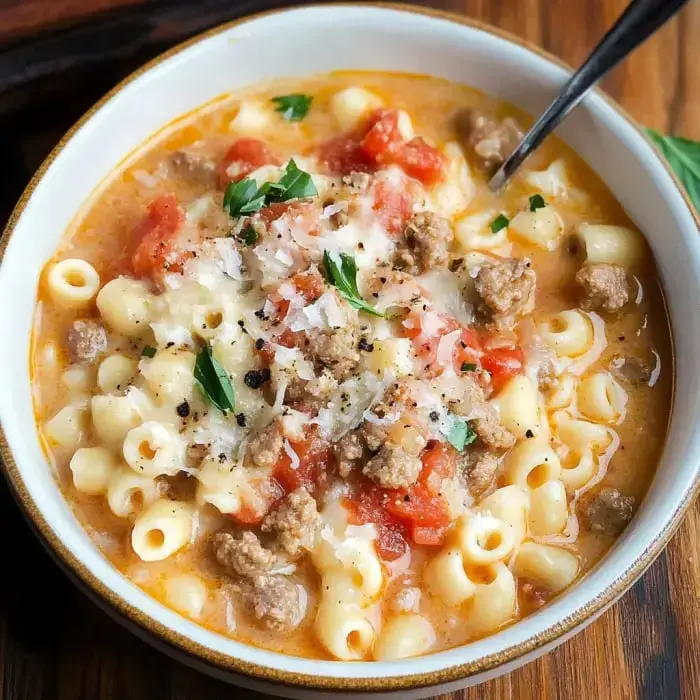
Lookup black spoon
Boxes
[489,0,691,192]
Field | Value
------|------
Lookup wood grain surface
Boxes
[1,1,699,699]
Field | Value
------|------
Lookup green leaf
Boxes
[323,250,385,318]
[194,344,235,414]
[647,129,700,211]
[445,417,477,452]
[461,362,477,372]
[529,194,546,212]
[224,178,259,217]
[490,213,510,233]
[141,345,157,358]
[222,160,318,218]
[271,94,313,122]
[275,159,318,201]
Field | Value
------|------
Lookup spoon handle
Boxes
[489,0,691,191]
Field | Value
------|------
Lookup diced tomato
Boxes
[228,479,284,525]
[291,270,325,303]
[219,138,279,184]
[385,487,452,530]
[361,109,402,159]
[318,109,444,185]
[373,180,413,235]
[273,435,333,494]
[420,441,457,484]
[346,488,410,561]
[229,503,265,525]
[453,327,484,373]
[385,138,445,186]
[131,195,186,280]
[481,346,525,391]
[318,134,375,176]
[412,526,448,546]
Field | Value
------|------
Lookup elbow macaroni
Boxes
[513,542,579,593]
[503,439,562,489]
[528,480,568,536]
[123,421,185,477]
[97,354,137,394]
[374,614,436,661]
[539,310,593,357]
[47,259,100,307]
[69,446,116,495]
[577,372,627,424]
[493,375,541,438]
[96,277,152,336]
[131,499,194,561]
[577,223,643,267]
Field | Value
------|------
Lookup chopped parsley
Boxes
[271,94,313,122]
[490,213,510,233]
[529,194,546,212]
[193,344,235,414]
[461,362,477,372]
[223,159,318,218]
[323,250,385,318]
[445,417,477,452]
[141,346,157,358]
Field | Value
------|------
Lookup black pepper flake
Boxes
[255,308,268,320]
[403,494,411,502]
[372,292,379,298]
[429,410,439,422]
[525,429,534,439]
[244,368,271,389]
[218,452,226,463]
[166,341,175,349]
[358,338,374,352]
[619,335,625,341]
[236,413,247,427]
[380,276,387,284]
[176,401,190,418]
[255,338,265,350]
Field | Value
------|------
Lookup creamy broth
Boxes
[32,72,672,660]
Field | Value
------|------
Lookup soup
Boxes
[32,72,672,661]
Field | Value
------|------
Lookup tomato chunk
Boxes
[361,109,402,159]
[318,108,444,186]
[481,346,525,391]
[131,195,186,280]
[273,434,333,494]
[220,138,279,184]
[386,138,445,186]
[373,180,413,236]
[346,488,410,561]
[319,134,375,176]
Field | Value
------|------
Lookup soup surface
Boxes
[32,72,672,661]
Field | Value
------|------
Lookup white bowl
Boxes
[1,4,699,697]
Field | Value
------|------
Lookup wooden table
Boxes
[1,1,699,699]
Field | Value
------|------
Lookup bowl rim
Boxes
[1,1,698,691]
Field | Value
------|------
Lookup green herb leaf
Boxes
[224,178,259,217]
[445,417,477,452]
[323,250,385,318]
[141,346,157,358]
[490,213,510,233]
[194,344,235,414]
[529,194,546,212]
[271,94,313,122]
[461,362,477,372]
[222,160,318,218]
[647,129,700,211]
[275,159,318,201]
[238,226,258,246]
